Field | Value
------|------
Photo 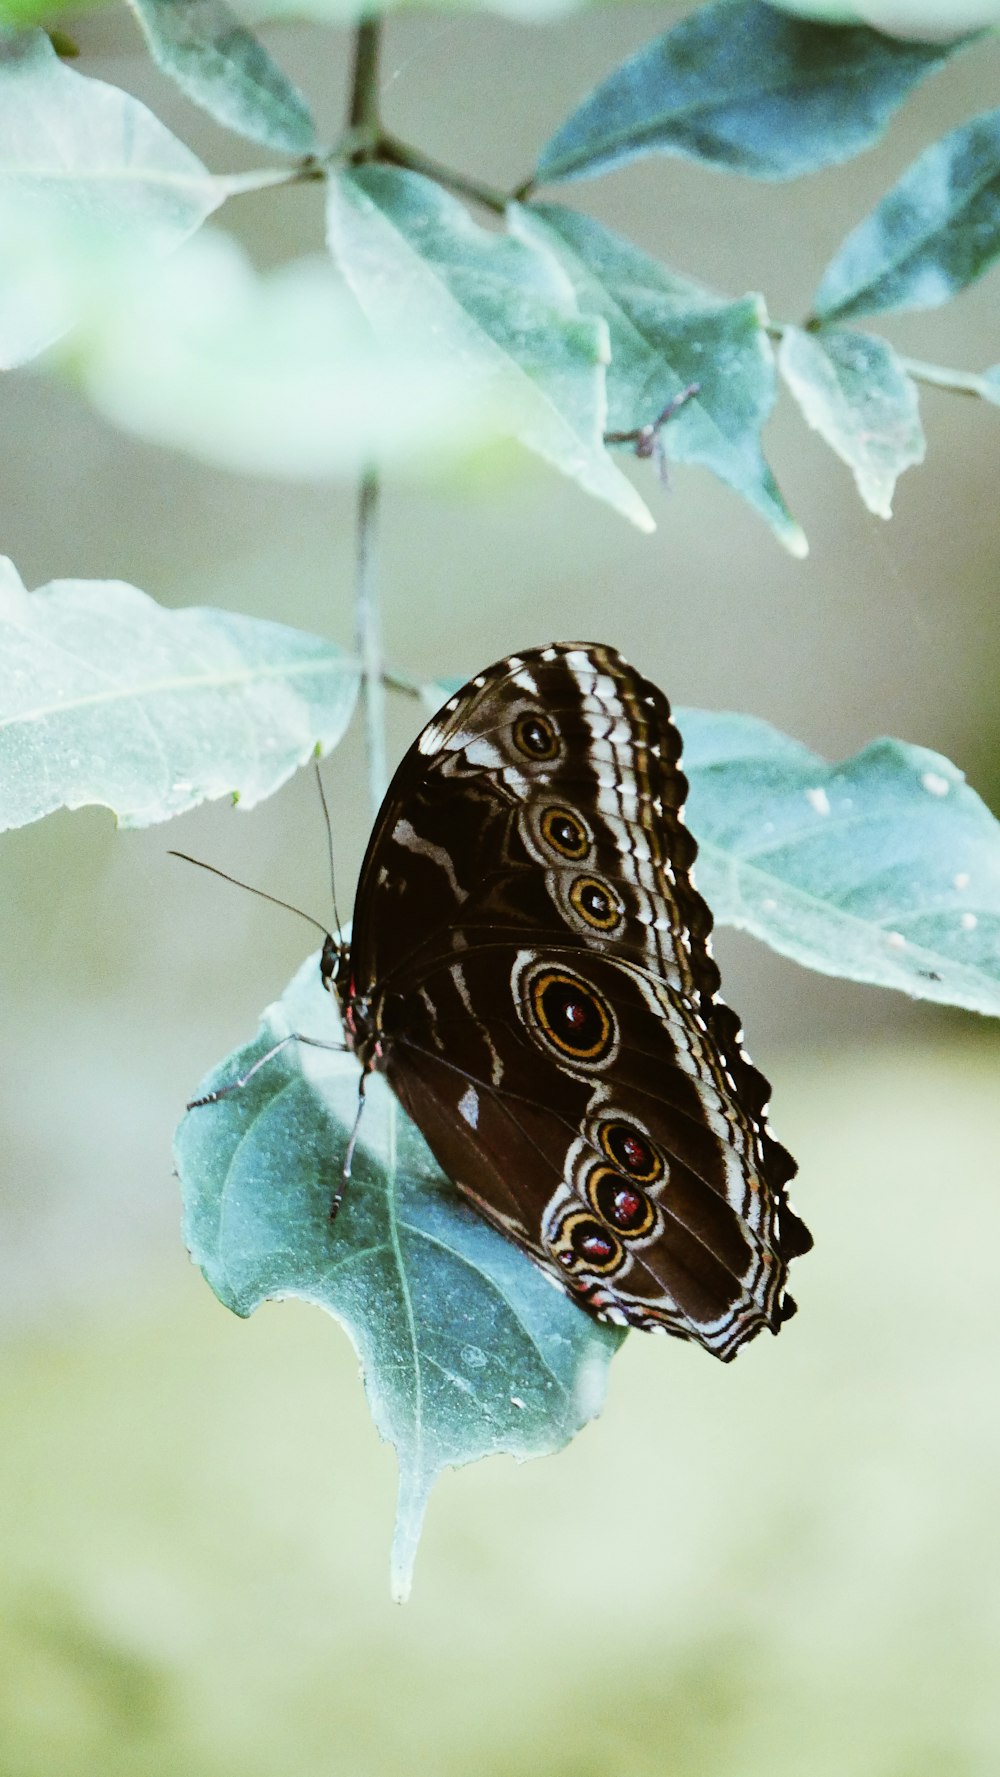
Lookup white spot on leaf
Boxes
[961,912,978,932]
[921,771,950,797]
[953,872,970,891]
[886,931,907,951]
[805,786,831,816]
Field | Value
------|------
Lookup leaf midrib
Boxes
[0,655,353,731]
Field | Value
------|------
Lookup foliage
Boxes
[2,0,999,1589]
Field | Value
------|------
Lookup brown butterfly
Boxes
[322,642,811,1361]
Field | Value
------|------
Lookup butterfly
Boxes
[319,642,811,1361]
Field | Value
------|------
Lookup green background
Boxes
[3,4,1000,1772]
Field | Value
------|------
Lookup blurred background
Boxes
[3,5,1000,1773]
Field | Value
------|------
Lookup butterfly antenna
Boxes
[313,762,345,949]
[167,851,329,936]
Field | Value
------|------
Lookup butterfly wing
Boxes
[343,643,811,1359]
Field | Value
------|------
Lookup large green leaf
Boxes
[813,108,1000,322]
[533,0,957,187]
[517,204,806,555]
[326,166,654,533]
[0,562,359,831]
[778,324,924,516]
[126,0,317,154]
[176,955,623,1601]
[679,707,1000,1016]
[0,27,224,365]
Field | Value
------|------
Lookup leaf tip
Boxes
[389,1466,434,1604]
[782,521,810,560]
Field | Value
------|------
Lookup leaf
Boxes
[812,107,1000,322]
[326,165,654,533]
[125,0,317,154]
[778,324,924,516]
[516,203,806,556]
[241,0,691,19]
[43,227,504,481]
[533,0,958,187]
[175,955,623,1601]
[0,27,225,366]
[678,706,1000,1017]
[0,561,359,831]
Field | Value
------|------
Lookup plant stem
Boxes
[348,16,382,150]
[355,470,389,815]
[379,134,508,216]
[770,321,997,403]
[897,355,998,401]
[346,18,389,816]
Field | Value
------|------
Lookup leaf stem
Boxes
[378,134,508,216]
[355,470,389,815]
[219,162,325,197]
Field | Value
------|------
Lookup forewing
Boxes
[349,643,810,1359]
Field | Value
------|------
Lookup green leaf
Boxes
[533,0,958,186]
[176,956,622,1602]
[813,107,1000,322]
[236,0,690,19]
[0,27,224,365]
[516,204,806,556]
[125,0,317,154]
[778,324,924,516]
[326,165,654,533]
[0,560,359,831]
[42,227,503,481]
[679,707,1000,1016]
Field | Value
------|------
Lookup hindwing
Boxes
[336,642,811,1360]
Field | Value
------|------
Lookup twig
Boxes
[355,470,388,814]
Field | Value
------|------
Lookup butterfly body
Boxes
[323,642,810,1361]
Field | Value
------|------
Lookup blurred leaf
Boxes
[326,165,655,533]
[982,364,1000,399]
[126,0,317,154]
[533,0,957,186]
[778,324,924,516]
[38,227,504,480]
[0,560,359,831]
[679,707,1000,1016]
[0,0,110,24]
[176,955,622,1601]
[0,27,224,365]
[516,204,806,555]
[813,108,1000,321]
[245,0,688,19]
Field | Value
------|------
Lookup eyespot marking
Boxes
[587,1165,656,1238]
[599,1121,664,1185]
[569,874,622,932]
[540,806,590,860]
[551,1211,624,1277]
[513,711,560,761]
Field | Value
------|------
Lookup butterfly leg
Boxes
[186,1032,347,1109]
[331,1074,368,1222]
